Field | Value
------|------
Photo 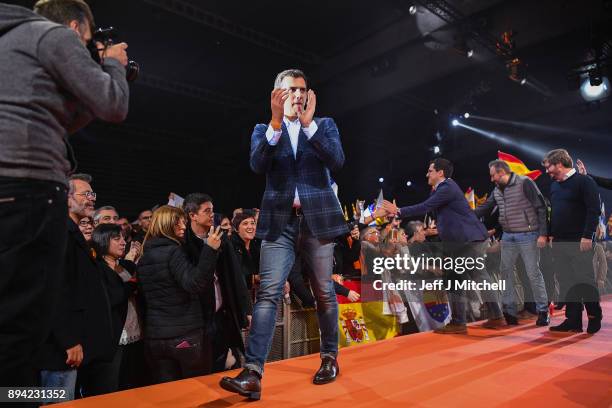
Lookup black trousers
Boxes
[0,177,67,388]
[118,340,152,390]
[77,348,122,398]
[553,243,602,325]
[145,328,208,384]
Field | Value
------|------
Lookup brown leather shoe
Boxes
[482,317,505,329]
[313,356,339,385]
[219,368,261,400]
[433,323,468,334]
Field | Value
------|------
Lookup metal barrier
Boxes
[242,302,321,362]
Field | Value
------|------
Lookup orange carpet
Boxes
[58,299,612,408]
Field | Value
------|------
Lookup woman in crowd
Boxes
[216,214,233,238]
[78,223,138,396]
[137,205,222,383]
[231,210,260,290]
[78,216,94,242]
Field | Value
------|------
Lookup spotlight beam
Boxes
[469,114,611,140]
[456,122,548,158]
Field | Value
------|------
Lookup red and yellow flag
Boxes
[464,187,475,209]
[498,151,542,180]
[337,280,398,348]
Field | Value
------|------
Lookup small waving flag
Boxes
[498,151,542,180]
[465,187,475,209]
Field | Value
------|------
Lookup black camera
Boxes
[88,27,139,82]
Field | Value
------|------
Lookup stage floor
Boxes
[58,299,612,408]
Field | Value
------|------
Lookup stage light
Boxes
[463,112,470,119]
[406,181,412,187]
[580,77,610,101]
[409,5,417,15]
[433,146,441,154]
[520,78,527,86]
[467,49,474,58]
[451,119,459,127]
[379,177,384,183]
[589,68,603,86]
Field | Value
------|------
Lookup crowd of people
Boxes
[0,0,610,404]
[26,148,609,402]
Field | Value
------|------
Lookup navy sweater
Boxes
[550,172,600,241]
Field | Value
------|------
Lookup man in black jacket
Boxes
[0,0,129,389]
[38,174,114,401]
[543,149,602,334]
[183,193,252,373]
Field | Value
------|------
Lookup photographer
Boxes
[0,0,129,389]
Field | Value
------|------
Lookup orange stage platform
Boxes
[58,299,612,408]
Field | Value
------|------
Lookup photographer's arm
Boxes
[38,27,129,126]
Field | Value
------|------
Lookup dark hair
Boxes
[430,158,454,178]
[91,223,122,259]
[183,193,213,216]
[34,0,95,28]
[213,213,229,227]
[232,210,256,231]
[405,221,424,240]
[488,159,511,173]
[274,69,308,89]
[68,173,92,195]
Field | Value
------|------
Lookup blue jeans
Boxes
[40,369,77,403]
[500,231,548,315]
[244,215,337,375]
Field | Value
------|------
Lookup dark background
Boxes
[8,0,612,219]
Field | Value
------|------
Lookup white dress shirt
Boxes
[562,168,576,181]
[265,117,318,207]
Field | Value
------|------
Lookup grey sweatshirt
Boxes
[0,3,129,185]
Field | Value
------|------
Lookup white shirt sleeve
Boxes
[302,121,318,139]
[265,124,282,145]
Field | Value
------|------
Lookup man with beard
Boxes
[542,149,602,334]
[474,160,550,326]
[38,174,114,400]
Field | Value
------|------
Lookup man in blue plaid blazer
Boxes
[221,69,347,400]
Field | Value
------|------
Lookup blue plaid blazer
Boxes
[250,117,349,241]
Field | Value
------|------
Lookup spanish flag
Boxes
[465,187,475,209]
[337,280,399,348]
[498,151,542,180]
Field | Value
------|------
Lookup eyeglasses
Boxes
[79,219,93,227]
[74,191,96,199]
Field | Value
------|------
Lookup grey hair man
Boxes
[93,205,119,226]
[475,159,550,326]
